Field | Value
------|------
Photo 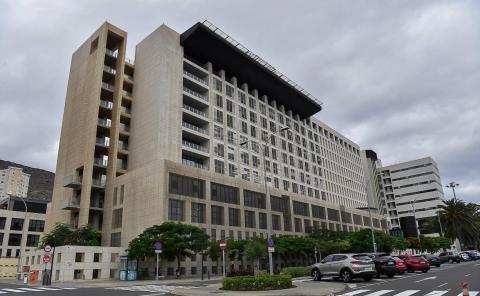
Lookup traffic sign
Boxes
[44,245,52,253]
[43,255,51,264]
[219,240,227,250]
[155,250,162,254]
[267,237,274,248]
[268,247,275,253]
[154,242,162,251]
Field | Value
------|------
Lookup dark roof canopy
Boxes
[180,22,322,118]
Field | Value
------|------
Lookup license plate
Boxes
[420,261,426,264]
[388,262,394,265]
[364,267,373,271]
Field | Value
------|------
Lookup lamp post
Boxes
[410,197,421,240]
[240,126,289,275]
[347,178,377,253]
[16,197,28,281]
[445,182,459,202]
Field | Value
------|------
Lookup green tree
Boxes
[127,222,209,274]
[71,225,101,246]
[227,239,247,267]
[245,238,266,275]
[38,223,101,248]
[208,241,222,273]
[440,199,480,247]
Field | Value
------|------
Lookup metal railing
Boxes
[118,141,128,150]
[182,140,209,153]
[102,82,115,91]
[105,49,118,58]
[182,104,207,117]
[184,55,207,70]
[61,197,80,209]
[182,158,208,170]
[183,70,208,85]
[119,123,130,132]
[96,137,109,147]
[92,178,106,188]
[99,100,113,109]
[122,90,133,97]
[120,106,131,114]
[103,65,116,75]
[97,118,111,128]
[117,160,128,170]
[183,87,208,102]
[63,175,82,187]
[182,121,208,135]
[124,74,134,81]
[94,158,108,167]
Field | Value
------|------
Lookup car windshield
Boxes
[352,255,372,261]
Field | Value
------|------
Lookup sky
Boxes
[1,0,479,203]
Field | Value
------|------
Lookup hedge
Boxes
[280,266,310,278]
[223,274,292,291]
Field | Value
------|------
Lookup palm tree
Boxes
[439,199,480,248]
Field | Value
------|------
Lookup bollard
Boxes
[462,282,469,296]
[23,274,28,284]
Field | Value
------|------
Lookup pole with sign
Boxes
[154,242,162,280]
[219,240,227,277]
[267,237,274,275]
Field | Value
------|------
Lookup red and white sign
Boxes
[43,255,51,264]
[219,240,227,250]
[44,245,52,253]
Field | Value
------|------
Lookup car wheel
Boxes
[422,269,428,273]
[363,276,373,282]
[399,271,405,275]
[387,272,395,278]
[340,270,352,283]
[449,259,453,264]
[312,269,322,281]
[407,267,413,273]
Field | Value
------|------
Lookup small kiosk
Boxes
[119,252,138,281]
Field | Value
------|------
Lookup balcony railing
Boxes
[182,140,209,153]
[184,55,207,70]
[182,122,208,135]
[119,123,130,133]
[105,49,118,58]
[99,100,113,110]
[120,106,131,115]
[182,158,208,170]
[92,178,106,188]
[183,87,208,102]
[96,137,109,147]
[117,160,128,170]
[183,70,208,85]
[122,90,133,97]
[103,65,116,75]
[63,175,82,188]
[102,82,115,92]
[182,104,207,118]
[61,197,80,210]
[124,74,134,81]
[118,141,128,150]
[97,118,112,128]
[94,158,108,167]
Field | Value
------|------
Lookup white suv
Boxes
[311,254,376,283]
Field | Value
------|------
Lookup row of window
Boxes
[0,217,44,232]
[0,232,40,247]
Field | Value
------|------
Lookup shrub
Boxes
[223,274,292,291]
[226,269,254,277]
[280,266,310,278]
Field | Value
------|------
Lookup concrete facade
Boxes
[0,167,30,199]
[46,20,387,276]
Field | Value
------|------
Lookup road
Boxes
[339,261,480,296]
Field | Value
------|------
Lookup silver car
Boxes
[311,253,376,283]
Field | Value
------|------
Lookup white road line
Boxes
[2,289,26,293]
[424,291,449,296]
[18,288,45,291]
[456,292,479,296]
[364,290,394,296]
[465,273,471,277]
[341,289,371,296]
[0,292,7,294]
[36,287,62,290]
[61,287,78,290]
[392,290,419,296]
[475,263,480,266]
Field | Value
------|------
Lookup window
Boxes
[8,233,22,246]
[112,208,123,228]
[214,78,222,91]
[211,206,224,225]
[211,183,239,204]
[227,115,234,128]
[241,152,249,165]
[0,217,6,229]
[226,85,234,97]
[120,185,125,204]
[245,210,256,228]
[228,164,237,177]
[214,160,225,174]
[10,218,24,231]
[28,220,44,232]
[238,91,246,104]
[272,214,281,231]
[249,111,257,124]
[215,94,223,108]
[259,212,267,229]
[244,190,266,209]
[214,143,225,158]
[311,205,326,219]
[26,234,40,247]
[293,201,310,216]
[239,106,247,119]
[327,208,340,222]
[249,97,256,109]
[168,199,184,221]
[111,233,121,247]
[271,196,289,213]
[294,218,303,233]
[169,173,205,199]
[226,100,234,113]
[90,37,99,54]
[214,109,224,124]
[228,208,240,227]
[241,121,248,134]
[75,253,84,262]
[94,253,101,262]
[191,202,206,223]
[214,125,224,140]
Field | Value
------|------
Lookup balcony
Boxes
[120,106,131,116]
[184,55,208,70]
[119,123,130,133]
[61,197,80,210]
[63,175,82,188]
[99,100,113,110]
[182,140,209,153]
[105,49,118,58]
[182,121,208,135]
[89,197,104,211]
[124,74,134,82]
[102,82,115,92]
[103,65,117,75]
[183,70,208,86]
[93,157,108,168]
[97,118,112,128]
[117,160,127,173]
[182,158,208,170]
[91,178,106,190]
[95,137,109,148]
[122,90,133,99]
[183,87,208,102]
[183,104,207,118]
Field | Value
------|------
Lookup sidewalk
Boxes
[171,278,346,296]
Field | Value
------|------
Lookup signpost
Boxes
[44,245,52,253]
[154,242,162,280]
[43,255,51,264]
[219,240,227,277]
[267,237,274,274]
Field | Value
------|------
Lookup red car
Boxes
[392,256,407,274]
[398,255,430,273]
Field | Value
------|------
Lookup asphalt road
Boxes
[339,261,480,296]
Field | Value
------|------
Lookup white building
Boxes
[0,167,30,199]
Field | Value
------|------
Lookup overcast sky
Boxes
[1,0,479,203]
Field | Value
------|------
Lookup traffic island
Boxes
[223,274,292,291]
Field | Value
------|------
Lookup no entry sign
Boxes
[43,255,51,264]
[219,240,227,250]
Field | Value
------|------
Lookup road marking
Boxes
[62,287,78,290]
[393,290,419,296]
[18,288,45,291]
[424,291,449,296]
[341,289,371,296]
[364,290,394,296]
[36,287,62,290]
[475,263,480,266]
[415,276,437,283]
[1,289,26,293]
[0,292,7,294]
[465,273,471,277]
[437,283,448,287]
[347,284,358,289]
[456,292,479,296]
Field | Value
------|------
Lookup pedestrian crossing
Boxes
[106,284,199,293]
[340,289,479,296]
[0,287,77,294]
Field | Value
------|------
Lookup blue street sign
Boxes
[154,242,162,250]
[267,238,274,248]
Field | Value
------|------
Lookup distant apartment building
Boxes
[46,21,385,275]
[0,167,30,199]
[378,157,445,237]
[360,150,386,216]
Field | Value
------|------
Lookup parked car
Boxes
[392,256,407,274]
[437,251,461,264]
[464,250,480,260]
[363,253,397,278]
[419,255,441,267]
[310,254,376,283]
[398,255,430,273]
[459,252,471,261]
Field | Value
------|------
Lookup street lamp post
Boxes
[240,126,289,275]
[445,182,459,202]
[410,197,421,240]
[16,197,28,281]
